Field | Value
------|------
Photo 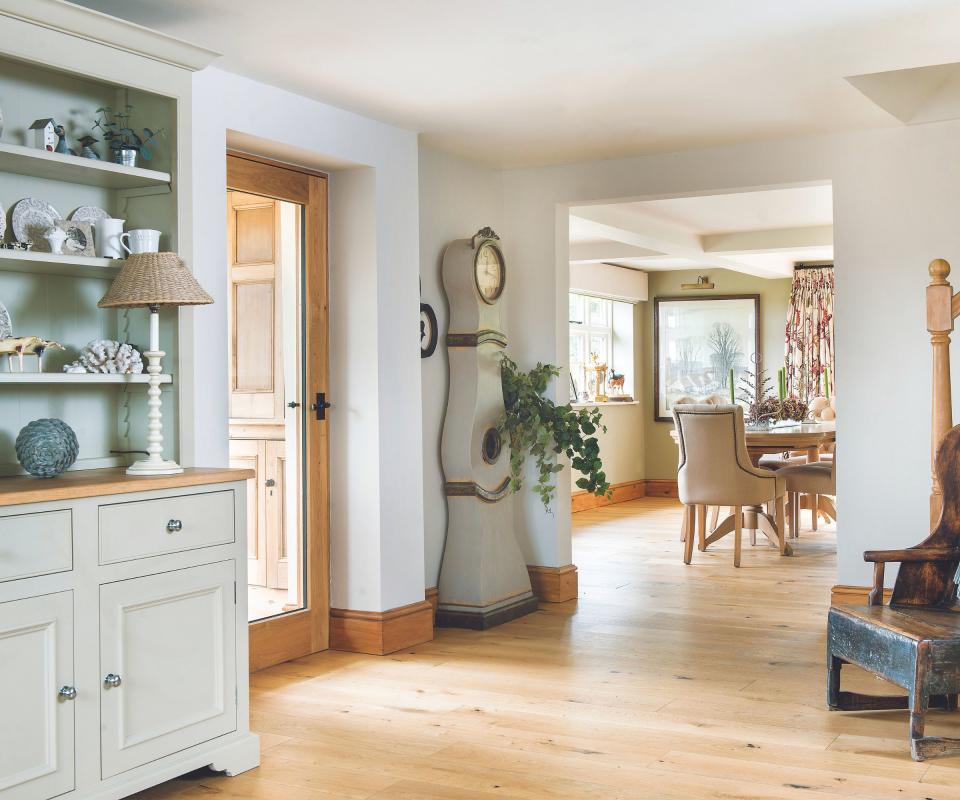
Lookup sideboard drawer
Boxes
[99,490,235,564]
[0,509,73,583]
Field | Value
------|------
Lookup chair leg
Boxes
[682,505,695,565]
[680,506,688,542]
[910,686,929,761]
[776,495,787,555]
[827,653,843,709]
[697,505,706,551]
[733,505,742,568]
[811,493,818,531]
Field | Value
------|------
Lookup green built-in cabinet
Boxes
[0,51,180,475]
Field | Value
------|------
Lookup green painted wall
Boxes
[640,268,793,479]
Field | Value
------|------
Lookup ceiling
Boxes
[69,0,960,168]
[570,185,833,278]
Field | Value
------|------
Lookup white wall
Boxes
[502,121,960,586]
[189,67,425,612]
[418,145,503,588]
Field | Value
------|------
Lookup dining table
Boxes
[669,419,836,556]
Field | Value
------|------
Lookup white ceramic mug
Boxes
[120,228,161,255]
[96,218,126,259]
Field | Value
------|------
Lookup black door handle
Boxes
[287,401,301,408]
[310,392,332,420]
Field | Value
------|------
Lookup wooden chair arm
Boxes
[863,547,960,563]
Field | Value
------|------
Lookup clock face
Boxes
[474,241,505,303]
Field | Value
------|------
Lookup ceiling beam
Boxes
[569,208,787,279]
[569,240,663,264]
[701,225,833,254]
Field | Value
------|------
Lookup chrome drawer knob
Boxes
[103,673,122,689]
[166,519,183,533]
[58,685,77,701]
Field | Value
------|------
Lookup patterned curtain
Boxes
[785,266,834,401]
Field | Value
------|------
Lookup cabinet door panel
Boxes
[0,591,73,800]
[100,561,237,778]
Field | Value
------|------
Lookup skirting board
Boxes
[831,584,893,605]
[571,479,679,512]
[571,479,644,512]
[330,599,434,655]
[643,479,679,498]
[425,586,439,617]
[527,564,578,602]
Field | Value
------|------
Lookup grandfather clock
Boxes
[437,227,539,629]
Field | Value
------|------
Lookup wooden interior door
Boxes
[229,438,266,588]
[228,192,285,425]
[227,153,329,671]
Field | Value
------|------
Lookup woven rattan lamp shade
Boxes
[98,252,213,308]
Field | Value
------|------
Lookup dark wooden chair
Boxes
[827,424,960,761]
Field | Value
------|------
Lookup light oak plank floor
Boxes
[136,498,960,799]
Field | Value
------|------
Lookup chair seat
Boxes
[832,604,960,644]
[780,461,834,494]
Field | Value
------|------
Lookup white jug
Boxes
[96,218,125,259]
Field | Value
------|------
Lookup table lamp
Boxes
[99,252,213,475]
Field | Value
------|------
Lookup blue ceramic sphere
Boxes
[15,418,79,478]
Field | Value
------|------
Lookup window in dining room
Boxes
[569,292,634,401]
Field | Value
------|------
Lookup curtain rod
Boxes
[794,262,834,271]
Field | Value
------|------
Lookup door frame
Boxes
[227,151,330,670]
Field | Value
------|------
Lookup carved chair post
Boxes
[928,259,954,531]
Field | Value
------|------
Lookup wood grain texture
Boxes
[135,498,960,799]
[526,565,578,602]
[644,478,679,498]
[0,467,253,507]
[330,600,435,656]
[571,480,644,512]
[425,586,439,618]
[832,584,892,605]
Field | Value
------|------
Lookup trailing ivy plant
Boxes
[499,354,610,511]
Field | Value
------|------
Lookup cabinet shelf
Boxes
[0,141,170,189]
[0,373,171,385]
[0,249,120,279]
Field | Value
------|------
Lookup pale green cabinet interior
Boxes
[0,53,180,474]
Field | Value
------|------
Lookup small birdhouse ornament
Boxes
[29,118,57,151]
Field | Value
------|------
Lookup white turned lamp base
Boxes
[126,458,184,476]
[126,327,183,476]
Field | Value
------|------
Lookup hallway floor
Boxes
[139,498,960,799]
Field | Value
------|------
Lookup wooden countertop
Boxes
[0,467,255,507]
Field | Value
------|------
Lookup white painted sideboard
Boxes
[0,468,259,800]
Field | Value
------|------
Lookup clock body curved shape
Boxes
[437,228,537,629]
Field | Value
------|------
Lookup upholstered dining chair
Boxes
[779,455,836,537]
[673,404,787,567]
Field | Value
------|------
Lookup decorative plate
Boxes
[0,202,5,242]
[12,198,62,250]
[0,301,11,339]
[69,205,110,227]
[57,220,95,257]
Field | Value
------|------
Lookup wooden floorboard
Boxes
[134,498,960,799]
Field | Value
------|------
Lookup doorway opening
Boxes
[228,189,303,621]
[226,152,330,670]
